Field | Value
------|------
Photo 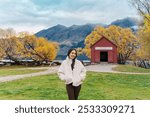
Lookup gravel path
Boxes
[86,64,150,74]
[0,66,59,83]
[86,63,118,73]
[0,64,149,83]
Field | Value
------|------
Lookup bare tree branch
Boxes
[130,0,150,22]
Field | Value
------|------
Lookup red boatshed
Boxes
[91,36,117,63]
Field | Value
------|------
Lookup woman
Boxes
[57,49,86,100]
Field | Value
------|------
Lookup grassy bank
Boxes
[0,72,149,100]
[0,69,47,76]
[113,65,150,73]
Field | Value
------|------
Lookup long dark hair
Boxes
[67,49,77,70]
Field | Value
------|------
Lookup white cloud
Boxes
[0,0,139,33]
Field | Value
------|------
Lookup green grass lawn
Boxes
[0,72,149,100]
[113,65,150,73]
[0,65,27,69]
[0,65,49,69]
[0,69,47,76]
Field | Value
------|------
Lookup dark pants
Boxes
[66,83,81,100]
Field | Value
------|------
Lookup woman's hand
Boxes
[66,77,72,82]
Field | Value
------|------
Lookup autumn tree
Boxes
[0,29,59,65]
[0,28,19,61]
[20,35,59,64]
[130,0,150,68]
[83,25,139,64]
[0,37,24,62]
[136,15,150,60]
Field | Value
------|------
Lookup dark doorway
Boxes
[100,52,108,62]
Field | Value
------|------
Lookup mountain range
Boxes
[35,17,139,60]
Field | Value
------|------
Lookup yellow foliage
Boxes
[135,14,150,60]
[20,35,59,61]
[84,25,139,61]
[0,36,24,59]
[76,47,83,55]
[137,26,150,59]
[0,34,59,62]
[144,14,150,32]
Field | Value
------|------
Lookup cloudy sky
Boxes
[0,0,139,33]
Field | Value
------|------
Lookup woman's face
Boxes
[69,50,77,59]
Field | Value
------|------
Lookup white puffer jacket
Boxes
[57,57,86,86]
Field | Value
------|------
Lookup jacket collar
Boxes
[66,56,76,63]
